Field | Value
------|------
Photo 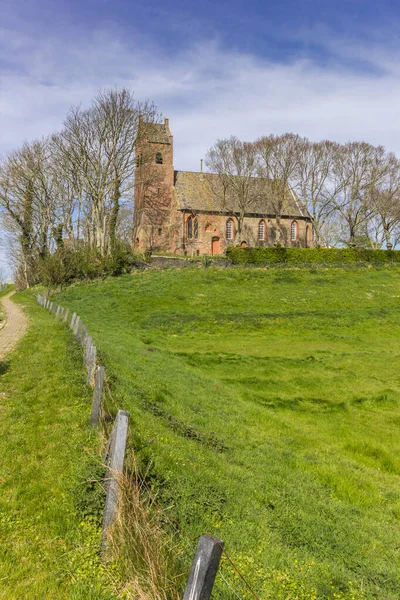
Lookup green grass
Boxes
[0,293,115,599]
[55,266,400,600]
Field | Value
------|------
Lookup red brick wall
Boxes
[168,212,313,255]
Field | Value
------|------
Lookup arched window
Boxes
[187,216,193,239]
[155,152,163,164]
[226,219,233,240]
[291,221,298,241]
[194,217,198,239]
[258,220,265,241]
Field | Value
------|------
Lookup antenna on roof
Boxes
[200,159,203,172]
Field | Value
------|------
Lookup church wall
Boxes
[173,212,313,256]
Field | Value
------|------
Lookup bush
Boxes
[38,243,147,288]
[225,246,400,265]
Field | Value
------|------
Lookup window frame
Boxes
[291,220,298,242]
[155,152,163,164]
[226,218,234,240]
[258,219,266,241]
[187,216,193,239]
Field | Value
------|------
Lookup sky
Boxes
[1,0,400,276]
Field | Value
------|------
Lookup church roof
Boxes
[173,170,308,218]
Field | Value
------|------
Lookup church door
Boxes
[211,236,220,255]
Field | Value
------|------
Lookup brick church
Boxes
[133,118,313,255]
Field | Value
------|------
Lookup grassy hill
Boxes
[55,266,400,599]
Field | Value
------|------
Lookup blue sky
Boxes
[1,0,400,276]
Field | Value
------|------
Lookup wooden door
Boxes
[211,236,220,255]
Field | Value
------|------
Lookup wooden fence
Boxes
[36,294,224,599]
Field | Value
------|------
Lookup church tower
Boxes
[133,117,175,252]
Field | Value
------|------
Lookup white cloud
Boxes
[1,26,400,275]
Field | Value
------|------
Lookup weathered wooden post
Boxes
[84,336,92,366]
[49,301,53,312]
[73,316,81,336]
[59,307,65,319]
[63,308,69,324]
[55,305,60,317]
[80,325,87,348]
[183,535,224,600]
[75,318,83,341]
[70,312,76,330]
[87,345,97,385]
[102,409,130,550]
[90,366,105,426]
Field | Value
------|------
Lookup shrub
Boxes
[38,243,147,288]
[225,246,400,265]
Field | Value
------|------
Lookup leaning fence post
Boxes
[70,312,76,330]
[87,345,97,385]
[102,409,130,550]
[49,301,53,312]
[75,318,83,341]
[183,535,224,600]
[63,308,69,324]
[90,366,105,426]
[84,335,92,366]
[73,316,81,337]
[80,325,87,348]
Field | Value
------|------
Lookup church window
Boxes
[194,217,198,239]
[226,219,234,240]
[155,152,163,164]
[187,216,193,238]
[291,221,298,241]
[135,153,142,167]
[158,228,162,236]
[258,220,266,240]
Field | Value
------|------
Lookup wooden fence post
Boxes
[183,535,224,600]
[87,345,97,385]
[84,336,92,366]
[90,366,105,426]
[73,316,81,336]
[49,302,53,312]
[102,409,130,549]
[80,325,87,348]
[70,313,76,330]
[75,319,83,341]
[63,308,69,324]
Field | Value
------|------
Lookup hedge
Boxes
[225,246,400,265]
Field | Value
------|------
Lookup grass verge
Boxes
[0,292,115,599]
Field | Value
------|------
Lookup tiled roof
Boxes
[173,171,307,217]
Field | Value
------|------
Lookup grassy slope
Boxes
[0,293,114,600]
[56,267,400,600]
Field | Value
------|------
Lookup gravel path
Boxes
[0,292,28,360]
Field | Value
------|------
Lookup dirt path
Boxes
[0,292,28,360]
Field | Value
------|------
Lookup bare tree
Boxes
[367,153,400,249]
[53,89,158,255]
[293,139,343,246]
[330,142,389,247]
[255,133,304,244]
[205,137,263,242]
[0,139,58,286]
